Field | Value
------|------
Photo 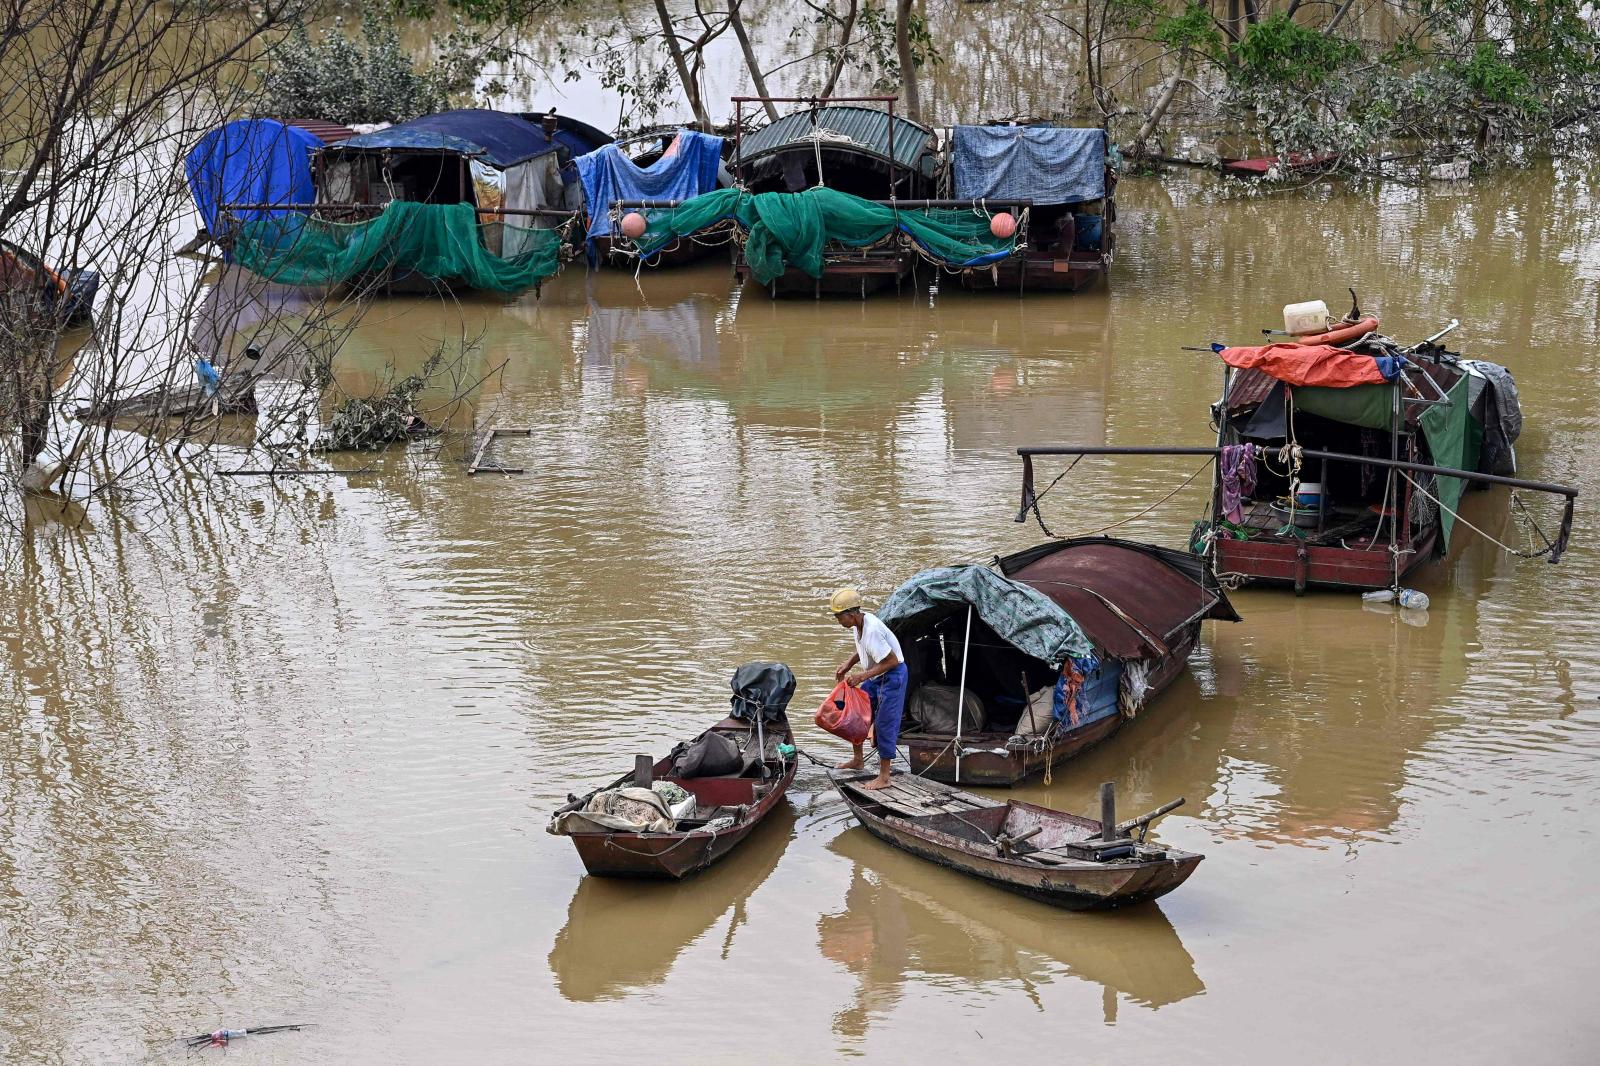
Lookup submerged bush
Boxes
[260,1,488,125]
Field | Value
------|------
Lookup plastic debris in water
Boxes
[1361,588,1430,611]
[182,1023,311,1049]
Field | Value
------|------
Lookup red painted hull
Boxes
[1215,527,1437,591]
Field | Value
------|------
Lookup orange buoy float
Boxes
[989,212,1017,239]
[1294,316,1379,346]
[619,212,648,239]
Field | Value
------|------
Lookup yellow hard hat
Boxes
[828,588,863,615]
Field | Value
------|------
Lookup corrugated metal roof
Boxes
[283,119,358,144]
[1002,539,1237,659]
[738,106,933,173]
[1225,367,1278,410]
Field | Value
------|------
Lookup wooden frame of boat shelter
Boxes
[1014,443,1578,586]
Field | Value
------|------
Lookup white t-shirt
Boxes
[853,611,905,670]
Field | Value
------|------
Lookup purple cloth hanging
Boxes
[1220,444,1257,524]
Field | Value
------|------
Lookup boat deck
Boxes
[1236,500,1384,546]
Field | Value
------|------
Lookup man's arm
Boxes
[835,651,861,681]
[847,651,900,686]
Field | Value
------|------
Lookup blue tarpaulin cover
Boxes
[575,131,724,243]
[185,119,322,234]
[952,126,1107,205]
[878,565,1094,666]
[335,110,560,168]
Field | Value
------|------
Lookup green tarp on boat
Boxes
[1296,376,1482,552]
[1418,375,1481,550]
[233,201,562,294]
[637,187,1017,284]
[878,565,1093,666]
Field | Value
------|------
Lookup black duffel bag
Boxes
[671,731,745,778]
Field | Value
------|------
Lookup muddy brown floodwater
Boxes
[4,162,1600,1064]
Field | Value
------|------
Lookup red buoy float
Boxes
[989,212,1017,239]
[620,212,648,239]
[1294,316,1380,346]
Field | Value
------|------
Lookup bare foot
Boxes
[836,757,864,770]
[862,773,893,791]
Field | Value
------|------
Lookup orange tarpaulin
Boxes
[1216,343,1395,388]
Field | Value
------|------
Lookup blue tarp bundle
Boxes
[952,126,1107,205]
[336,109,560,168]
[185,119,322,235]
[878,565,1094,666]
[575,131,724,243]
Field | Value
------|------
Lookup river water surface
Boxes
[3,161,1599,1063]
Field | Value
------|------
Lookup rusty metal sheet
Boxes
[282,119,358,145]
[1003,539,1235,659]
[1225,366,1277,410]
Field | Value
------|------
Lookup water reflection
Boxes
[819,827,1203,1039]
[548,804,796,1001]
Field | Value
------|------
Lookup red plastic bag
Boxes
[815,681,873,743]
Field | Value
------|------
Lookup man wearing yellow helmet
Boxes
[829,588,907,791]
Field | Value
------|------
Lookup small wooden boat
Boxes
[1221,151,1340,179]
[832,770,1200,911]
[547,663,797,880]
[885,537,1238,787]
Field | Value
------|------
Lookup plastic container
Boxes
[1269,500,1319,528]
[1294,482,1323,507]
[1361,588,1431,610]
[1283,299,1330,336]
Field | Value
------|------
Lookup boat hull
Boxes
[594,234,724,269]
[556,716,795,881]
[1214,527,1436,592]
[737,254,915,298]
[904,622,1201,787]
[959,251,1109,293]
[833,774,1201,911]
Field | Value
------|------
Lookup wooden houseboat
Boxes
[265,108,582,294]
[730,96,939,297]
[1014,310,1578,594]
[879,537,1238,787]
[947,124,1116,292]
[575,127,731,268]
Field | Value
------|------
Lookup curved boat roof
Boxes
[330,109,560,168]
[999,537,1240,659]
[738,105,936,175]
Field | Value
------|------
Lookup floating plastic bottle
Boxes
[1361,588,1430,610]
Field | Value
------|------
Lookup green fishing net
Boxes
[234,201,563,294]
[639,187,1017,283]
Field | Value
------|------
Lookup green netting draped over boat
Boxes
[233,202,562,293]
[1418,375,1482,552]
[878,565,1094,666]
[638,187,1017,283]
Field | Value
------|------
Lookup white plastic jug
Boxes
[1283,300,1330,336]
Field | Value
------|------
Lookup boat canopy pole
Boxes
[955,605,973,784]
[1015,446,1579,563]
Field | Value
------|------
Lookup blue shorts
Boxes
[862,664,908,763]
